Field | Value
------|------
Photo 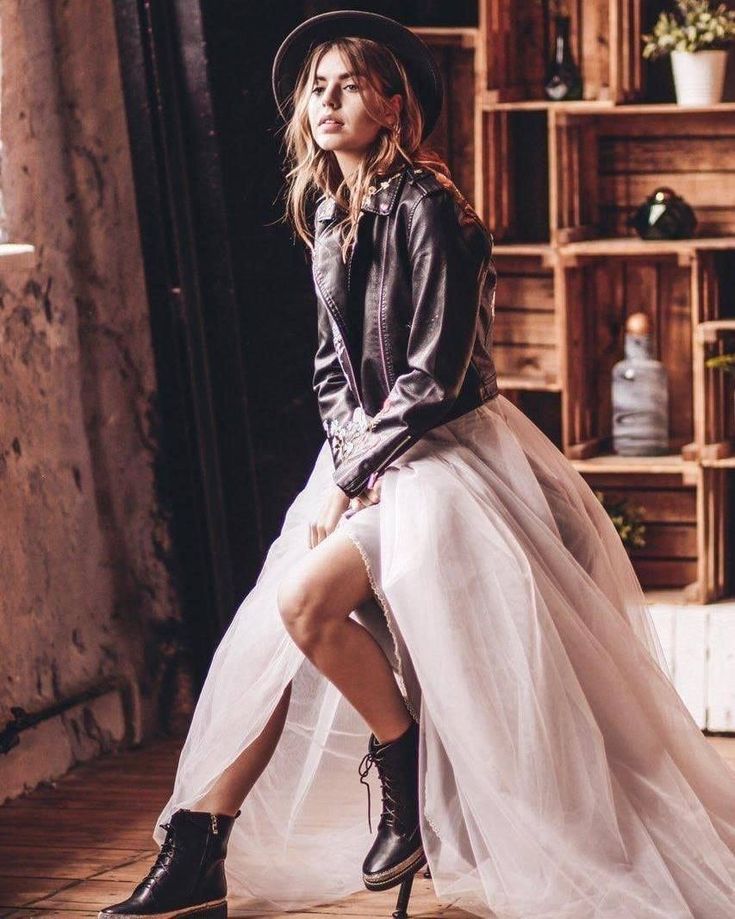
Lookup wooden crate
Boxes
[479,0,641,103]
[558,248,735,461]
[431,1,735,604]
[490,250,560,389]
[415,27,479,207]
[550,105,735,244]
[479,107,549,241]
[560,254,691,460]
[576,464,732,603]
[690,320,735,462]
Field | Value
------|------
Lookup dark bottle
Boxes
[543,15,583,102]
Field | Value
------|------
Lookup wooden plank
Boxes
[493,310,556,345]
[600,172,735,209]
[484,100,735,115]
[628,523,697,559]
[633,558,698,588]
[558,237,735,259]
[495,273,555,307]
[493,342,558,379]
[599,136,735,173]
[595,488,697,523]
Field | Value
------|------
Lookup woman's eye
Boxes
[312,83,358,94]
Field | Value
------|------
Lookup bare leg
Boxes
[277,528,413,744]
[193,681,293,816]
[191,528,410,816]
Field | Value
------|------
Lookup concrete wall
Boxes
[0,0,189,801]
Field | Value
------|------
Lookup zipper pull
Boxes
[210,814,219,835]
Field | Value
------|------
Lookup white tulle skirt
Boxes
[154,393,735,918]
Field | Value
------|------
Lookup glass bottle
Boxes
[543,15,583,102]
[611,313,669,456]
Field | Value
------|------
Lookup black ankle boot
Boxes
[359,720,426,891]
[98,808,241,918]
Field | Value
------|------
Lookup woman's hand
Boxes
[309,485,350,548]
[347,476,382,516]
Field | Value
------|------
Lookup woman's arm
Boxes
[332,189,495,498]
[313,289,364,471]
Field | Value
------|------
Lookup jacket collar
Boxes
[315,164,410,222]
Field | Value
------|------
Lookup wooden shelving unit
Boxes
[412,1,735,603]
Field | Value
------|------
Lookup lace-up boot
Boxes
[359,719,426,890]
[98,808,240,918]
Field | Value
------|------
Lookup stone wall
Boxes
[0,0,187,801]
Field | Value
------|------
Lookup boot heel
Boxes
[391,873,414,919]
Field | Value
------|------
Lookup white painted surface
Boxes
[648,597,735,731]
[708,608,735,731]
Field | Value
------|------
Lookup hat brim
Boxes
[272,10,443,143]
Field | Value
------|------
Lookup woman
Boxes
[100,11,735,919]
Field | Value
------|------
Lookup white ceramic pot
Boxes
[670,49,728,106]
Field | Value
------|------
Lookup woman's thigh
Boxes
[276,527,374,634]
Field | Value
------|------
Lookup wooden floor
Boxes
[1,734,735,918]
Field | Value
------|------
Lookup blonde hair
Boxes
[278,36,452,263]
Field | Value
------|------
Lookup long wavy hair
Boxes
[278,36,453,263]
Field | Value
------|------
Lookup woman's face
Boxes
[308,47,399,176]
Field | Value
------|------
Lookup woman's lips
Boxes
[320,120,343,131]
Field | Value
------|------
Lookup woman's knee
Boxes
[277,573,332,652]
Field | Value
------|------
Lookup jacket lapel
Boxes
[312,165,408,335]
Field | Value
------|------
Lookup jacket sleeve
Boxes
[332,189,493,499]
[312,270,365,473]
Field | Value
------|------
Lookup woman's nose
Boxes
[322,84,340,106]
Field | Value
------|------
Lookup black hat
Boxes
[271,10,443,142]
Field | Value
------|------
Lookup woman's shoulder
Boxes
[400,165,493,251]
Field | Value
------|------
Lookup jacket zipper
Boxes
[377,226,392,395]
[210,814,219,835]
[316,213,366,412]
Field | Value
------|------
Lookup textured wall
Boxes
[0,0,188,801]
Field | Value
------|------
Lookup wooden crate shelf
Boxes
[410,27,478,206]
[560,252,735,462]
[490,250,560,390]
[413,2,735,602]
[479,0,641,104]
[571,453,699,476]
[481,100,735,114]
[411,26,479,49]
[688,320,735,463]
[557,237,735,266]
[581,466,732,603]
[550,106,735,244]
[480,107,550,242]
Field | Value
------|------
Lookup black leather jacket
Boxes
[312,163,499,499]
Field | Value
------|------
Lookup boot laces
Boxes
[140,822,176,886]
[358,750,403,835]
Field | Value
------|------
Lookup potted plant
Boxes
[642,1,735,105]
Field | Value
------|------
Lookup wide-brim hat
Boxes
[271,10,443,142]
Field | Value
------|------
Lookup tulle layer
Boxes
[155,393,735,918]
